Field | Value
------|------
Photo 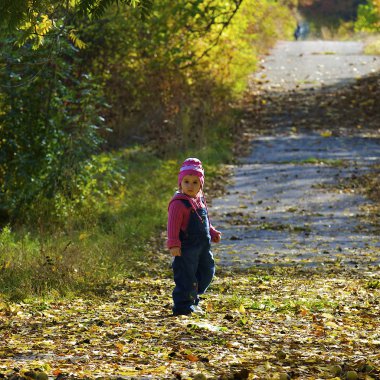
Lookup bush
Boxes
[355,0,380,33]
[0,35,106,225]
[78,0,294,153]
[0,0,296,298]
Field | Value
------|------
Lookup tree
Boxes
[0,0,153,50]
[0,0,295,226]
[355,0,380,31]
[0,0,153,31]
[0,33,107,224]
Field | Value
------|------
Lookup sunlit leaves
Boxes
[76,0,153,19]
[0,0,153,31]
[0,268,379,378]
[0,0,154,50]
[68,30,87,49]
[16,14,54,49]
[355,0,380,32]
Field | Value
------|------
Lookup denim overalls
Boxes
[172,199,215,315]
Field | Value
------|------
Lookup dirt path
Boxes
[256,40,380,90]
[211,41,380,269]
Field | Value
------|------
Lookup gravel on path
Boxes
[211,41,380,270]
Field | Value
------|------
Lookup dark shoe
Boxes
[172,310,192,316]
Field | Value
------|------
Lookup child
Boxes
[167,158,221,316]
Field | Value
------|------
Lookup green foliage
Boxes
[75,0,248,152]
[0,142,232,299]
[0,34,106,224]
[0,150,181,298]
[0,0,296,297]
[295,0,376,38]
[355,0,380,32]
[77,0,294,152]
[0,0,153,32]
[364,38,380,54]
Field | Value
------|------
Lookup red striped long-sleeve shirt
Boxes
[167,192,220,249]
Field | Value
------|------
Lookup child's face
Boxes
[180,175,201,197]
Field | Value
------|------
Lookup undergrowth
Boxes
[0,116,234,301]
[0,0,296,300]
[364,35,380,55]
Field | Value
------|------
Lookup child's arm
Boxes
[210,225,222,243]
[212,232,222,243]
[170,247,181,256]
[167,200,185,256]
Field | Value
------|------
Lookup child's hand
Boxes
[170,247,181,257]
[212,233,222,243]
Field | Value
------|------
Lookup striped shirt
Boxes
[167,192,220,249]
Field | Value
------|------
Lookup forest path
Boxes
[211,40,380,269]
[2,41,380,380]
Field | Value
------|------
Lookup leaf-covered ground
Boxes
[1,263,380,380]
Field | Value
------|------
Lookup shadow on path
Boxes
[211,41,380,271]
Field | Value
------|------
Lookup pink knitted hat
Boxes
[178,158,205,188]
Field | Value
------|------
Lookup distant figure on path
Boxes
[167,158,221,316]
[294,22,309,40]
[294,23,302,40]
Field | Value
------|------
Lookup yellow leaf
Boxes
[206,302,213,312]
[117,370,138,376]
[325,321,339,329]
[226,341,241,349]
[239,304,246,314]
[68,30,87,49]
[150,366,168,374]
[35,15,53,36]
[115,342,124,355]
[185,354,199,362]
[320,130,332,137]
[79,232,90,240]
[1,261,11,269]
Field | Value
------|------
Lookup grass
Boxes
[0,0,296,302]
[311,51,336,55]
[248,296,338,313]
[364,35,380,55]
[281,157,347,167]
[256,222,312,233]
[0,128,233,301]
[220,273,339,314]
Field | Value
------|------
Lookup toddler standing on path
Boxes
[167,158,221,316]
